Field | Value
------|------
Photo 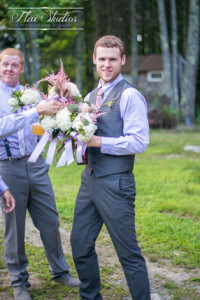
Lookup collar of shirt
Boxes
[98,74,123,100]
[0,80,21,92]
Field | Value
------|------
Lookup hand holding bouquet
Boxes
[29,60,104,167]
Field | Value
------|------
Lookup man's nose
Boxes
[6,64,12,70]
[104,60,111,67]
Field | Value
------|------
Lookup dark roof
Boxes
[122,54,164,73]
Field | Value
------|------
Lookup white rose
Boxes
[8,97,19,107]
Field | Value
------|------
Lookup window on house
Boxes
[147,71,164,82]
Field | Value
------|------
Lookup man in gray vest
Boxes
[70,35,151,299]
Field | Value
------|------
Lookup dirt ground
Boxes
[0,214,199,300]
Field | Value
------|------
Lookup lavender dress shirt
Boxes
[0,81,39,195]
[85,74,149,155]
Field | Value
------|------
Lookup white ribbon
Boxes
[29,129,87,166]
[46,137,58,165]
[76,142,87,163]
[70,131,87,164]
[56,138,74,167]
[28,131,51,163]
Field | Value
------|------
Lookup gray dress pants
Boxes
[0,156,69,287]
[71,169,150,300]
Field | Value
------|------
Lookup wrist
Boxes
[88,136,102,148]
[35,104,44,115]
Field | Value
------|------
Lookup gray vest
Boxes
[86,79,135,177]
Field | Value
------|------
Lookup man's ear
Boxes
[121,54,126,66]
[20,65,25,74]
[93,53,96,65]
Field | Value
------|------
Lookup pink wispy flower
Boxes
[33,59,75,103]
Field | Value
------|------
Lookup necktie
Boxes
[96,85,104,108]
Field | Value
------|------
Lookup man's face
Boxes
[93,46,126,85]
[0,55,24,87]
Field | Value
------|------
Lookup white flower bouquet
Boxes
[29,60,103,167]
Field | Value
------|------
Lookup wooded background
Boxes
[0,0,199,125]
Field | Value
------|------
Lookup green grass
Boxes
[50,129,200,268]
[0,129,200,299]
[134,130,200,269]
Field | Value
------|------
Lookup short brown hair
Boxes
[93,35,125,57]
[0,48,25,66]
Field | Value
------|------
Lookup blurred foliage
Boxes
[0,0,199,104]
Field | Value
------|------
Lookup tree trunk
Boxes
[14,24,30,83]
[92,0,103,38]
[130,0,138,87]
[83,0,95,92]
[170,0,179,113]
[157,0,172,100]
[107,0,112,34]
[113,0,120,36]
[29,29,40,83]
[181,0,200,123]
[76,0,82,93]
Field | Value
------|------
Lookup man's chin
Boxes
[102,75,117,83]
[2,78,16,86]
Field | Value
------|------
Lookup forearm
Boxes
[0,108,38,139]
[87,133,148,155]
[0,99,64,139]
[87,136,102,148]
[0,176,9,196]
[101,135,149,155]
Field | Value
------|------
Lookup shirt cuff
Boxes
[0,182,9,196]
[101,137,114,154]
[25,107,39,124]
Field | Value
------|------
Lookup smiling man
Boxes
[0,50,70,218]
[0,48,80,300]
[71,36,151,300]
[0,52,24,86]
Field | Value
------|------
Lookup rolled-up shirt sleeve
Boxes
[101,88,149,155]
[0,107,39,139]
[0,176,9,196]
